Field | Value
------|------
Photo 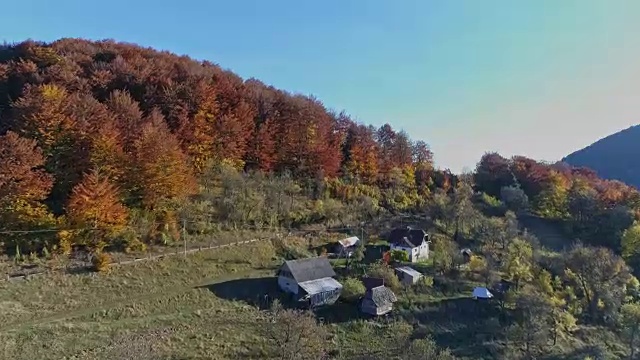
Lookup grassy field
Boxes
[0,224,619,360]
[0,230,476,360]
[0,239,282,360]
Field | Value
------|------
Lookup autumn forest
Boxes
[1,39,640,265]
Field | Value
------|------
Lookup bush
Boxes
[341,277,366,302]
[468,255,487,273]
[92,251,112,272]
[56,230,73,255]
[390,249,409,263]
[368,263,401,291]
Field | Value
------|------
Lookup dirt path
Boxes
[0,269,271,333]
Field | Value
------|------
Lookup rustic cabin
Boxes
[360,277,397,316]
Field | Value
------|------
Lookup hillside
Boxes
[4,38,640,360]
[562,124,640,188]
[0,38,447,256]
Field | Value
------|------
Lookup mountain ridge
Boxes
[562,124,640,188]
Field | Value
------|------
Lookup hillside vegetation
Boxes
[2,39,640,359]
[563,125,640,188]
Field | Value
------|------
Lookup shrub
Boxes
[368,263,401,291]
[468,255,487,273]
[341,277,366,302]
[390,249,409,263]
[92,251,112,272]
[56,229,73,255]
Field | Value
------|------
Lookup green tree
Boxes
[502,238,534,291]
[620,302,640,359]
[431,235,460,275]
[501,185,529,213]
[263,300,329,360]
[565,244,632,323]
[535,269,577,345]
[622,222,640,273]
[352,238,366,264]
[368,263,401,291]
[452,181,476,238]
[341,277,366,302]
[390,249,409,263]
[507,287,553,358]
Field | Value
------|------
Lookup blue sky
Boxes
[3,0,640,172]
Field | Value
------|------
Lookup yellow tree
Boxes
[534,170,570,219]
[502,237,534,291]
[133,110,197,210]
[66,169,128,251]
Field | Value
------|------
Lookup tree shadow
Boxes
[314,300,368,324]
[402,297,506,359]
[198,277,286,310]
[365,244,389,264]
[65,265,94,275]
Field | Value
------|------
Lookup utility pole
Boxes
[182,220,187,257]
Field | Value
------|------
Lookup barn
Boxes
[277,257,343,307]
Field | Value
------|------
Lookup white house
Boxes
[277,257,342,307]
[388,227,430,263]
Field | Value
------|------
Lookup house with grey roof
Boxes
[388,226,430,263]
[360,277,398,316]
[276,256,342,308]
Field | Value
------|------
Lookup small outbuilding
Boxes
[277,257,343,308]
[472,287,493,300]
[360,283,398,316]
[460,248,472,263]
[395,266,423,285]
[335,236,360,257]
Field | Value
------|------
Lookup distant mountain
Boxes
[562,125,640,188]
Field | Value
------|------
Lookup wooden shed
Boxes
[395,266,423,285]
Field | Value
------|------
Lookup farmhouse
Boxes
[395,266,423,285]
[360,278,397,316]
[388,226,430,263]
[277,257,342,307]
[335,236,360,257]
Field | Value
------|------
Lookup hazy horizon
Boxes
[3,0,640,172]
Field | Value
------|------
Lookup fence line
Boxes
[2,238,266,284]
[1,225,367,284]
